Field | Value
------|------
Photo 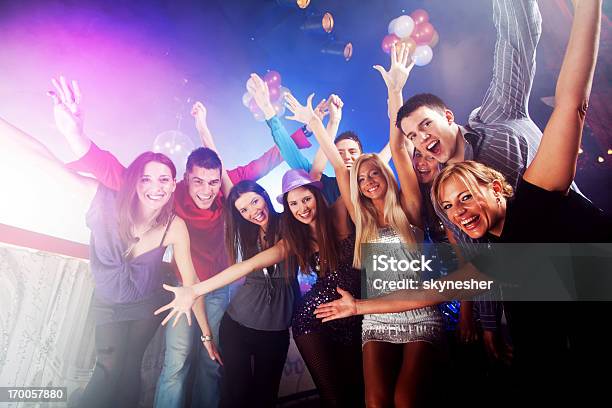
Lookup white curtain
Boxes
[0,243,315,407]
[0,243,165,408]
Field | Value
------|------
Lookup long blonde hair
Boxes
[350,154,417,268]
[430,160,514,224]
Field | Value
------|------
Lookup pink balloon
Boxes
[410,9,429,25]
[268,85,281,102]
[412,22,434,45]
[263,70,282,88]
[381,33,400,54]
[248,97,261,113]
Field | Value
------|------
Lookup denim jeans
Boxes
[154,285,230,408]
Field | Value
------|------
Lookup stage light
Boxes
[579,147,584,154]
[276,0,311,9]
[597,156,605,163]
[301,12,334,34]
[607,148,612,155]
[321,40,353,61]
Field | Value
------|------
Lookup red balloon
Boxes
[263,70,282,88]
[268,85,281,102]
[381,33,400,54]
[412,22,434,45]
[410,9,429,25]
[428,30,439,48]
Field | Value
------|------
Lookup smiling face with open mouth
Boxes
[335,138,362,169]
[400,106,457,165]
[357,159,388,201]
[413,149,440,185]
[136,161,176,211]
[439,176,506,239]
[235,191,269,228]
[286,186,317,226]
[186,165,222,210]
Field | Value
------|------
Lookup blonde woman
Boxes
[284,42,445,407]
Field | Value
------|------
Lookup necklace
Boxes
[132,221,156,243]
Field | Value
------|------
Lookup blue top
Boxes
[266,116,341,204]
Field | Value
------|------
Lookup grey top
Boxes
[87,185,172,325]
[226,252,299,331]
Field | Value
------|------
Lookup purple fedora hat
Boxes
[276,169,323,204]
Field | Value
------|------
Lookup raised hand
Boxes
[373,42,415,93]
[327,94,344,124]
[191,101,208,135]
[313,98,329,122]
[48,76,84,139]
[154,284,198,327]
[314,287,357,322]
[285,93,315,125]
[246,73,275,119]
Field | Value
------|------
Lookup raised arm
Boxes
[156,240,288,326]
[0,115,98,200]
[285,93,356,221]
[478,0,542,122]
[48,76,91,158]
[247,73,313,172]
[523,0,601,191]
[50,76,126,190]
[308,98,333,180]
[375,43,423,227]
[191,101,233,196]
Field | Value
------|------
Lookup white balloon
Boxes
[279,86,291,99]
[387,18,398,35]
[412,45,433,66]
[273,99,286,117]
[242,91,252,108]
[392,15,415,39]
[152,130,195,176]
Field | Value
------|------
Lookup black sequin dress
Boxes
[291,235,362,345]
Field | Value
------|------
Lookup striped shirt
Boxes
[438,0,543,329]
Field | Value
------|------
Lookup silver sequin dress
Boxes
[361,226,444,346]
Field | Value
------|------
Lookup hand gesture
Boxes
[314,287,357,322]
[202,337,223,366]
[48,76,84,139]
[313,98,329,122]
[154,284,198,327]
[246,73,272,110]
[327,94,344,124]
[373,42,415,93]
[191,101,208,135]
[285,93,316,125]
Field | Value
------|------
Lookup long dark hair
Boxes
[225,180,281,263]
[281,185,339,277]
[116,151,176,246]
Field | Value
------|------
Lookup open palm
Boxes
[48,76,84,139]
[373,42,415,93]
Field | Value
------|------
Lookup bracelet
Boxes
[200,334,213,342]
[302,124,313,138]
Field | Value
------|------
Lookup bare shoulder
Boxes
[165,215,189,245]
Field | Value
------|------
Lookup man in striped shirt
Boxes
[396,0,545,357]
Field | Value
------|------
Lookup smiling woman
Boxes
[0,76,215,408]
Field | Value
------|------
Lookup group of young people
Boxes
[2,0,609,407]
